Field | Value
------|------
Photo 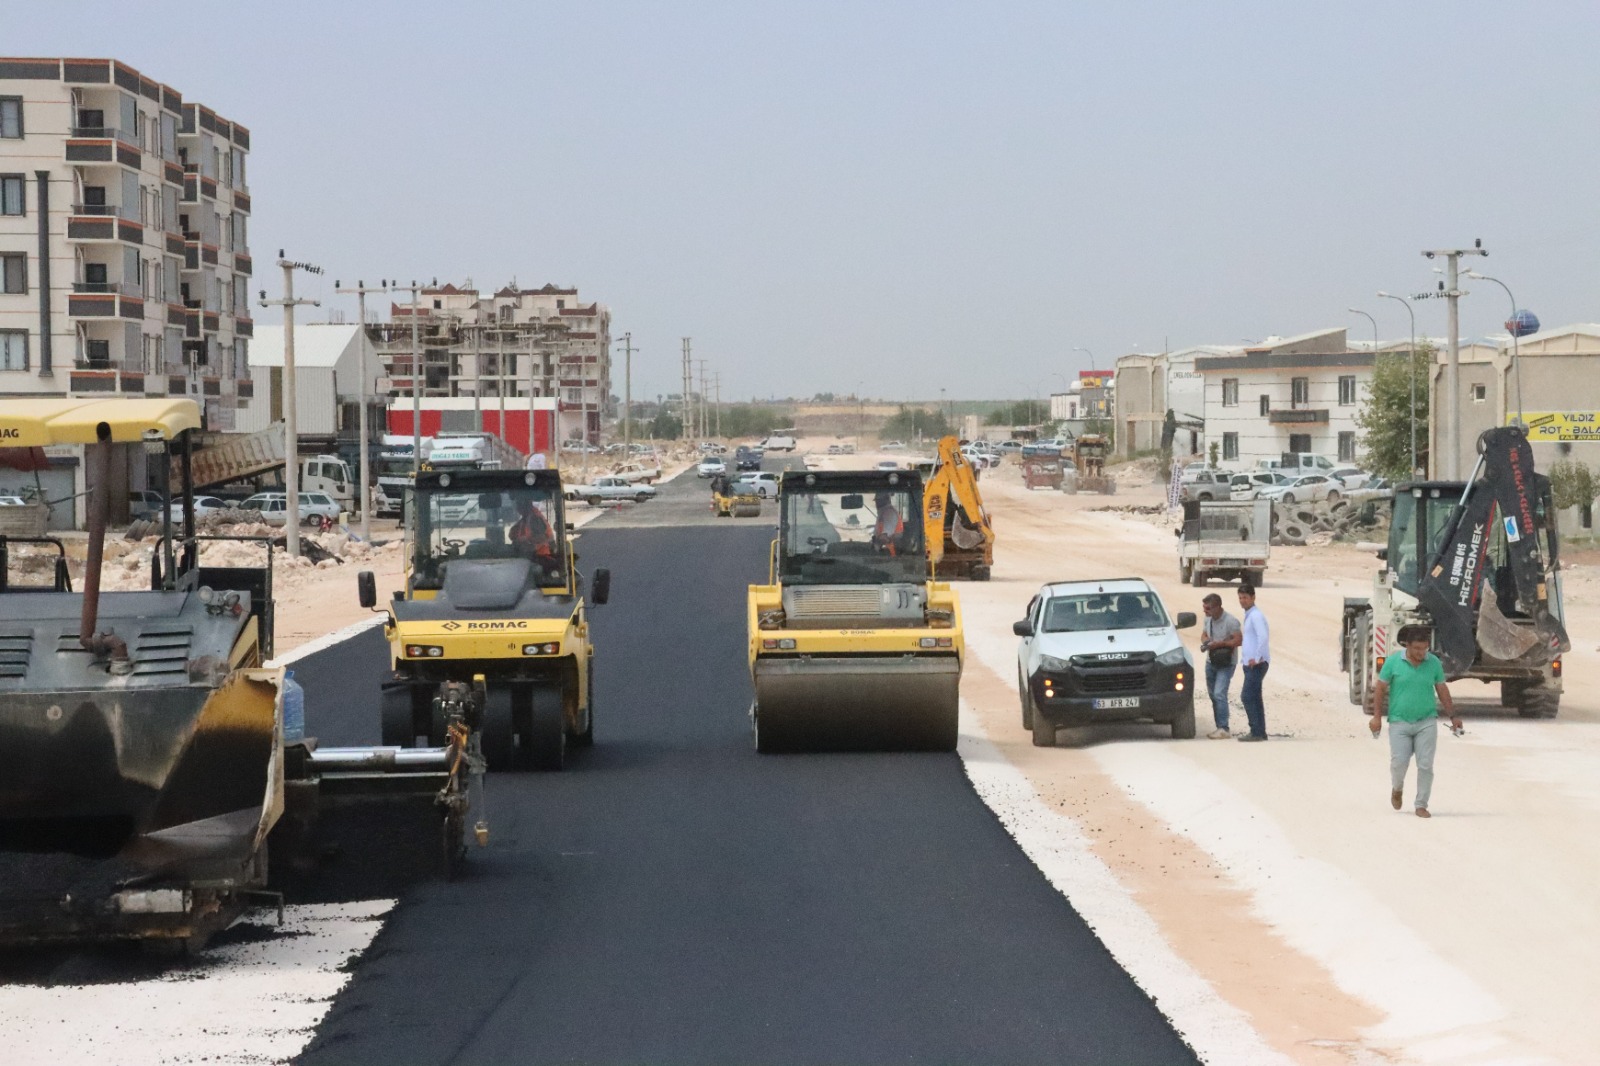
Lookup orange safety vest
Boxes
[875,506,904,555]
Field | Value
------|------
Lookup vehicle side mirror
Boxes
[591,567,611,605]
[357,570,376,609]
[1376,548,1388,561]
[1175,611,1198,629]
[1012,618,1033,637]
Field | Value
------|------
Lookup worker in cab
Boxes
[871,491,904,555]
[510,498,559,575]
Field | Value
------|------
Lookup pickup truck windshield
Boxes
[1044,592,1170,632]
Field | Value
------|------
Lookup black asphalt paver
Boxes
[293,518,1196,1065]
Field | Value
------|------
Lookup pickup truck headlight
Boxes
[1037,654,1072,673]
[1155,647,1189,667]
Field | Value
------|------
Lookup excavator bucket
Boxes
[752,656,960,752]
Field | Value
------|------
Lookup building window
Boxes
[1339,375,1357,405]
[0,98,21,139]
[1288,433,1312,454]
[1472,383,1487,403]
[84,339,111,368]
[1291,377,1310,408]
[1222,432,1239,461]
[0,330,27,370]
[0,175,24,216]
[1259,394,1270,416]
[1221,378,1239,407]
[1,253,24,294]
[1338,431,1356,461]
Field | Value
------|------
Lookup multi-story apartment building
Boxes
[0,57,252,524]
[1196,328,1373,468]
[0,57,253,418]
[373,281,611,444]
[1112,346,1237,459]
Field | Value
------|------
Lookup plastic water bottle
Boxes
[281,669,306,742]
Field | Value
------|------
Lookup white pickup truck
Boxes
[565,476,658,505]
[1176,498,1271,587]
[612,461,662,484]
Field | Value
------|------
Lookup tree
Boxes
[1548,458,1596,511]
[984,401,1046,426]
[719,405,792,439]
[1356,343,1432,481]
[881,405,952,442]
[648,412,682,440]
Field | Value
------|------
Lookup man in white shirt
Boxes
[1236,582,1270,742]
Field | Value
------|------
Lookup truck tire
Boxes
[635,492,651,503]
[1179,562,1191,584]
[382,685,420,747]
[1031,705,1056,747]
[1347,615,1372,708]
[586,495,602,506]
[1247,569,1265,588]
[1170,698,1197,739]
[524,682,567,770]
[480,686,517,770]
[1019,675,1034,730]
[1191,566,1206,587]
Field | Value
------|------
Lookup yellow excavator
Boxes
[0,398,481,949]
[362,466,609,771]
[747,468,963,751]
[921,436,994,580]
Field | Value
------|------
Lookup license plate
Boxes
[1221,559,1246,566]
[1092,696,1141,710]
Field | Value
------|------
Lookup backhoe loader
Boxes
[921,435,994,580]
[1340,425,1571,716]
[0,399,481,949]
[363,466,609,771]
[748,469,963,751]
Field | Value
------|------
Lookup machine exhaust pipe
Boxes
[79,431,129,671]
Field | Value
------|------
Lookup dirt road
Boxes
[958,458,1599,1064]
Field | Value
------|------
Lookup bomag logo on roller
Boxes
[463,621,530,630]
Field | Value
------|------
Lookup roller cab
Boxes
[370,467,609,772]
[748,469,963,752]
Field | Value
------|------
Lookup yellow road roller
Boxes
[747,468,962,751]
[362,467,609,771]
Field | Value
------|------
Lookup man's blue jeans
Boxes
[1240,662,1269,738]
[1204,660,1235,731]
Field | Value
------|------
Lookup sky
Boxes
[16,0,1600,401]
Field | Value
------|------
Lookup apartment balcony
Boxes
[234,315,254,338]
[66,207,145,245]
[233,189,251,214]
[234,252,253,275]
[67,286,146,321]
[1267,408,1329,425]
[163,160,185,188]
[67,366,148,395]
[65,131,141,170]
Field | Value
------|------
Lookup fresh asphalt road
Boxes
[290,460,1195,1065]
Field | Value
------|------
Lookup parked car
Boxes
[996,441,1023,454]
[698,441,727,455]
[1257,473,1340,504]
[171,495,230,519]
[880,440,907,450]
[1014,578,1198,744]
[239,491,342,527]
[129,490,164,520]
[1179,470,1231,502]
[1230,471,1288,500]
[1345,476,1394,504]
[696,458,727,478]
[875,459,900,471]
[1327,466,1372,489]
[566,476,657,504]
[730,471,781,498]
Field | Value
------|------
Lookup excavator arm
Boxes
[1418,425,1571,675]
[923,436,994,578]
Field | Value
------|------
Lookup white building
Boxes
[1112,346,1237,459]
[1196,328,1372,467]
[236,323,382,448]
[0,57,252,524]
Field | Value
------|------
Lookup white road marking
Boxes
[268,614,386,667]
[0,900,393,1066]
[957,701,1291,1066]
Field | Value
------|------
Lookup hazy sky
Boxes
[18,1,1600,401]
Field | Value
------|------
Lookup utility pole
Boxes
[1377,291,1418,476]
[496,324,506,449]
[1421,242,1487,479]
[334,278,389,542]
[713,372,722,438]
[259,252,322,558]
[393,280,427,476]
[697,359,709,441]
[618,332,634,450]
[681,338,693,442]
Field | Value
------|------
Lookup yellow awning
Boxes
[0,398,203,446]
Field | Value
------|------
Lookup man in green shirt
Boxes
[1369,625,1460,818]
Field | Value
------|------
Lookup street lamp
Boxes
[1072,346,1096,370]
[1376,291,1418,475]
[1465,271,1524,426]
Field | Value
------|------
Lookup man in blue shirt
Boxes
[1236,583,1269,741]
[1370,625,1460,818]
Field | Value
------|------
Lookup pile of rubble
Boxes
[100,519,400,591]
[1270,498,1389,547]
